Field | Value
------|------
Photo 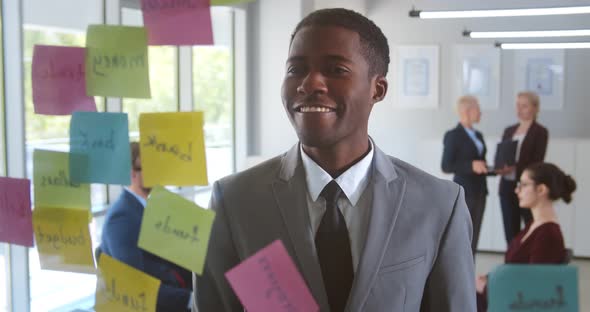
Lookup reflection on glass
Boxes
[194,7,234,186]
[121,8,178,134]
[23,20,104,312]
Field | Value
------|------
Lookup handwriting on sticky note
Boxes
[95,253,160,312]
[258,256,298,310]
[139,112,207,186]
[69,112,131,185]
[103,278,148,311]
[85,25,150,98]
[40,169,81,188]
[33,149,91,210]
[32,45,96,115]
[35,225,87,250]
[509,286,566,310]
[154,215,199,243]
[144,135,192,162]
[92,54,146,77]
[33,207,95,273]
[35,61,84,81]
[80,129,115,150]
[225,240,319,312]
[137,186,214,274]
[0,177,34,247]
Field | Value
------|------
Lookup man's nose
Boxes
[296,71,327,95]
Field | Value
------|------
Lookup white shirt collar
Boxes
[300,140,374,205]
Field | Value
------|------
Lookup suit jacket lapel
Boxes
[271,144,330,310]
[347,146,407,311]
[457,124,480,157]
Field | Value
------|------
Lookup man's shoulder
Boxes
[217,153,285,188]
[443,125,462,139]
[385,154,461,198]
[104,190,142,221]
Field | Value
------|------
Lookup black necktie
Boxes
[315,181,354,311]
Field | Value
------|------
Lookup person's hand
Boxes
[472,160,488,175]
[495,165,515,176]
[476,274,488,294]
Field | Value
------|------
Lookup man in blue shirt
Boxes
[442,95,489,257]
[100,142,192,312]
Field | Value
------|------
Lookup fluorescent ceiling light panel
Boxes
[499,42,590,49]
[414,6,590,19]
[468,29,590,38]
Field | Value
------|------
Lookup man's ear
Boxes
[372,76,388,103]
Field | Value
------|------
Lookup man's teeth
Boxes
[299,106,332,113]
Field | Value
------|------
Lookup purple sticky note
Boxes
[225,240,319,312]
[32,45,96,115]
[0,177,34,247]
[141,0,214,45]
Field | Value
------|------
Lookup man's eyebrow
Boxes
[286,55,353,63]
[286,56,305,63]
[324,54,353,63]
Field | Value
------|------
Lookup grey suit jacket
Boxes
[194,143,476,311]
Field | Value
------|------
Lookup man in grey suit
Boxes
[194,8,475,312]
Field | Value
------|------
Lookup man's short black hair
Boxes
[290,8,390,77]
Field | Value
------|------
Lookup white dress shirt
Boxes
[301,142,374,272]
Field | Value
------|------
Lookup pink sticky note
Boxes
[141,0,214,45]
[0,177,34,247]
[32,45,97,115]
[225,240,319,312]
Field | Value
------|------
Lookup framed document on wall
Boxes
[395,45,439,109]
[452,44,500,110]
[513,49,564,110]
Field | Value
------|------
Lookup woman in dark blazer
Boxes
[442,95,488,256]
[498,91,548,244]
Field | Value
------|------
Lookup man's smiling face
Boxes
[281,25,383,149]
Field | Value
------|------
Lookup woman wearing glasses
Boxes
[476,162,576,311]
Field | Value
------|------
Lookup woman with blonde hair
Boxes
[441,95,489,257]
[497,91,549,243]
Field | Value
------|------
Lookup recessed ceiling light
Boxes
[410,6,590,19]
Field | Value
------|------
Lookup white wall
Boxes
[247,0,590,159]
[244,0,590,255]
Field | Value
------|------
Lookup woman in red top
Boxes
[476,162,577,311]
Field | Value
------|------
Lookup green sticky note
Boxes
[488,264,579,312]
[33,149,90,210]
[138,186,215,275]
[85,25,151,98]
[211,0,255,5]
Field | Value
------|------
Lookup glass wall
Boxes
[121,7,178,139]
[22,1,103,310]
[193,7,235,206]
[4,1,240,311]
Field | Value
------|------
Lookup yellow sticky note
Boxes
[139,112,208,186]
[33,207,95,274]
[138,186,215,275]
[95,253,160,312]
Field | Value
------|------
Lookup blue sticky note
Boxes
[69,112,131,185]
[488,264,579,312]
